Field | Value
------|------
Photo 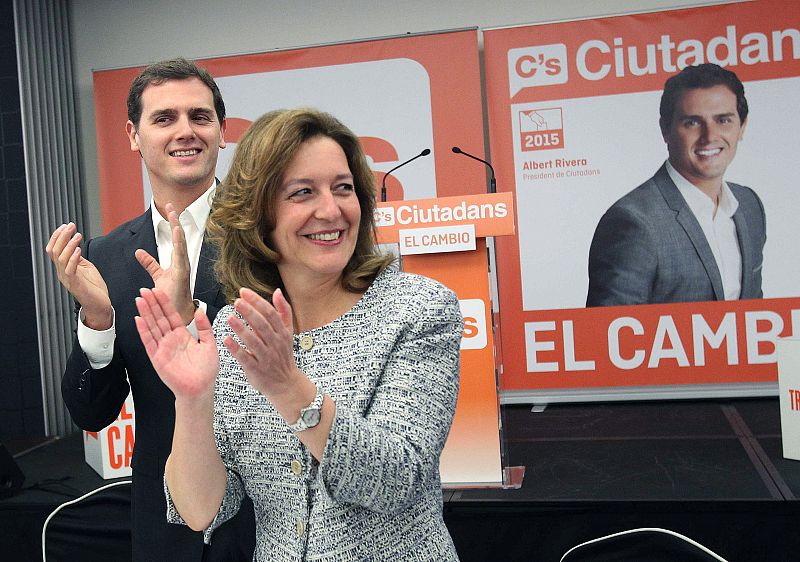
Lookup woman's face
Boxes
[270,136,361,287]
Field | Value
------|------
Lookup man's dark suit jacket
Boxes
[587,164,766,307]
[61,209,254,561]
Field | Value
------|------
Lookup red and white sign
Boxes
[83,392,135,479]
[399,224,476,255]
[484,0,800,399]
[777,338,800,460]
[375,192,515,242]
[459,299,488,351]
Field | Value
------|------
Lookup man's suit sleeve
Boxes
[60,238,131,432]
[61,334,131,431]
[586,205,658,307]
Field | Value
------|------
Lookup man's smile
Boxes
[170,148,201,157]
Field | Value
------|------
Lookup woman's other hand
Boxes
[225,287,332,460]
[223,287,302,397]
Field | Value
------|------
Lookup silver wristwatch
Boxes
[288,385,323,432]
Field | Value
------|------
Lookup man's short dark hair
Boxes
[126,57,226,127]
[659,63,748,130]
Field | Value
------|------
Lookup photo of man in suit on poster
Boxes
[586,63,766,307]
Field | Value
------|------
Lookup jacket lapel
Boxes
[126,209,158,291]
[195,181,224,307]
[194,238,223,307]
[654,165,725,300]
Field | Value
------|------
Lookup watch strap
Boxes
[288,385,323,432]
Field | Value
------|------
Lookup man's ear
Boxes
[219,118,227,149]
[739,118,747,140]
[126,120,140,152]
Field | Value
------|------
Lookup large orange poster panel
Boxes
[93,30,488,230]
[93,31,502,485]
[484,0,800,398]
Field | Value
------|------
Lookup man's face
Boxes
[126,77,226,194]
[662,84,746,195]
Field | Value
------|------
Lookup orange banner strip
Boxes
[375,192,515,244]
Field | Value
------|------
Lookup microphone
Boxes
[381,148,431,202]
[452,146,496,193]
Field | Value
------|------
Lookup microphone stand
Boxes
[451,146,496,193]
[381,148,431,202]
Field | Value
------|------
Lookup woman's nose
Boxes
[314,191,342,220]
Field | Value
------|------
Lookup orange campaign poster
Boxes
[93,30,505,484]
[484,0,800,401]
[93,30,489,229]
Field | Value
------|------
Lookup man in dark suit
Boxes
[46,58,253,561]
[587,63,766,307]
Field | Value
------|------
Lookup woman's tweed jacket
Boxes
[166,268,463,561]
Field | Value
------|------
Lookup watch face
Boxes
[302,408,321,427]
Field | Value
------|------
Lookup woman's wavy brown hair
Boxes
[207,108,393,303]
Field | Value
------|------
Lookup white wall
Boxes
[69,0,727,236]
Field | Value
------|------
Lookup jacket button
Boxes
[299,335,314,351]
[296,519,305,536]
[290,459,303,476]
